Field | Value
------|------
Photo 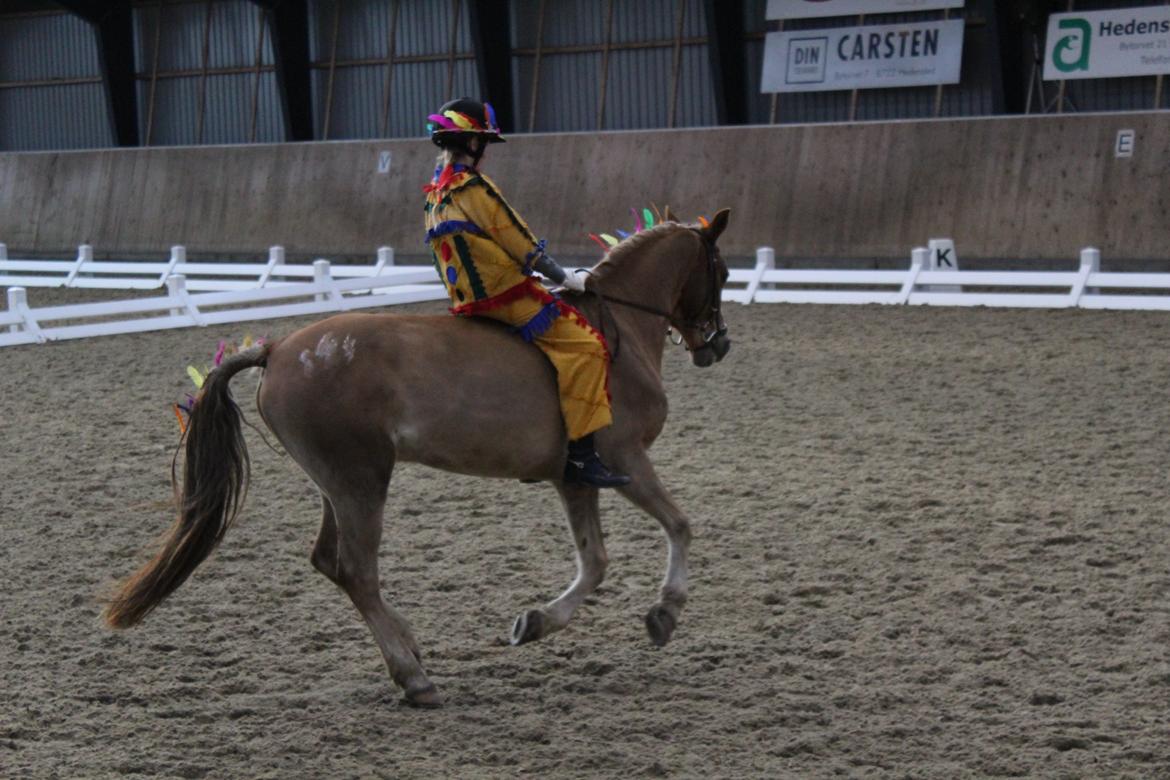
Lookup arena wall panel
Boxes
[0,113,1166,262]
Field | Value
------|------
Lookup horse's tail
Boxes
[104,345,271,630]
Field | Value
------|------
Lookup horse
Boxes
[104,209,732,707]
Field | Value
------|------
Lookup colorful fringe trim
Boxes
[561,302,612,363]
[560,301,614,402]
[450,278,553,317]
[450,280,613,404]
[522,238,549,275]
[424,219,485,244]
[514,300,562,343]
[423,163,473,194]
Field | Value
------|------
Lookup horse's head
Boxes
[672,208,731,367]
[586,208,732,367]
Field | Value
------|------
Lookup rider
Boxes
[423,97,630,488]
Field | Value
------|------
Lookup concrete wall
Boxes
[1,113,1167,263]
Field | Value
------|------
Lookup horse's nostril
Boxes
[713,336,731,361]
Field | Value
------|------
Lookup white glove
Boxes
[561,269,589,293]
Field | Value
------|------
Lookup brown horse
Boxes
[104,209,732,707]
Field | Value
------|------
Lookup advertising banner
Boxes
[1043,7,1170,80]
[766,0,964,20]
[761,19,964,93]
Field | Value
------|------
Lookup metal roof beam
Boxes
[703,0,747,126]
[55,0,140,146]
[250,0,314,141]
[467,0,514,133]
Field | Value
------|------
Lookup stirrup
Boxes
[563,453,631,488]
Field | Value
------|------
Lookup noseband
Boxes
[683,237,729,361]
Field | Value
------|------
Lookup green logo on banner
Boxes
[1053,18,1091,73]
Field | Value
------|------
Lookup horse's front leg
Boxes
[511,483,607,645]
[615,451,691,647]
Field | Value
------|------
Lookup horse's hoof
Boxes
[645,605,677,648]
[511,609,545,645]
[402,682,443,709]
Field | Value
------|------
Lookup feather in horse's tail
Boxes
[103,345,270,629]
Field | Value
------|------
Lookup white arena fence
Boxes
[0,245,446,348]
[725,246,1170,311]
[0,243,402,291]
[3,241,1170,348]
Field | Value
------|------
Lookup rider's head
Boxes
[427,98,504,167]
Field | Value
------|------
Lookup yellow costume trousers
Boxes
[475,289,613,441]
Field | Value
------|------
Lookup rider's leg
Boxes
[474,289,630,487]
[565,431,629,487]
[532,308,629,487]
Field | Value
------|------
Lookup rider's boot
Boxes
[564,433,631,488]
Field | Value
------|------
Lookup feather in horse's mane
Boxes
[588,222,689,284]
[586,204,710,273]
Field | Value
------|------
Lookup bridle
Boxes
[586,229,728,362]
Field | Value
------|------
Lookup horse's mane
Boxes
[588,222,691,285]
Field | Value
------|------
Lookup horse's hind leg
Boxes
[615,452,692,647]
[310,495,340,582]
[317,468,437,706]
[511,483,608,645]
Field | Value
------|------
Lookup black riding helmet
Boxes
[427,98,505,150]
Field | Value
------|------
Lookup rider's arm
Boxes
[456,176,585,290]
[458,176,548,270]
[532,253,566,284]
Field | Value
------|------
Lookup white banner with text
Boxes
[761,19,964,93]
[1044,7,1170,81]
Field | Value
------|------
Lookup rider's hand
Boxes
[561,269,589,293]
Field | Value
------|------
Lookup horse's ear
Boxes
[704,208,730,242]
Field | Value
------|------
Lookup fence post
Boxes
[159,245,185,286]
[166,274,185,318]
[64,244,93,288]
[374,246,394,275]
[898,248,929,304]
[1071,247,1100,307]
[7,286,23,333]
[313,259,332,304]
[166,274,206,326]
[925,238,960,293]
[258,245,283,287]
[8,286,45,342]
[743,246,775,305]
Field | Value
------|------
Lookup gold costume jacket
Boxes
[423,164,548,314]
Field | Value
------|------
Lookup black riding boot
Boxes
[564,433,631,488]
